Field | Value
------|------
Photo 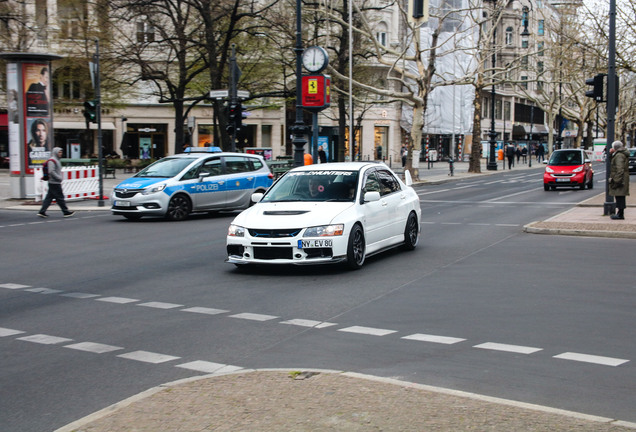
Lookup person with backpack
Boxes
[38,147,74,218]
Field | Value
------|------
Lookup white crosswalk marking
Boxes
[280,319,338,328]
[553,352,629,367]
[17,334,74,345]
[65,342,123,354]
[117,351,180,364]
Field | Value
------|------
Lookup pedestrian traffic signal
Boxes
[585,74,605,102]
[83,99,98,125]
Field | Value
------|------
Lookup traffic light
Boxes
[585,74,605,102]
[83,99,98,125]
[228,103,240,132]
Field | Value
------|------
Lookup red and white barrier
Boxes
[34,165,100,202]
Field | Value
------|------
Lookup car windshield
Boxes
[548,151,583,166]
[135,157,195,178]
[261,170,359,202]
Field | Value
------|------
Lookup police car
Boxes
[111,148,274,221]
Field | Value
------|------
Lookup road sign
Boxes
[209,90,250,99]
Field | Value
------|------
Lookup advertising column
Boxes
[1,53,61,199]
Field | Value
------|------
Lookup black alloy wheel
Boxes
[346,224,365,270]
[166,195,192,221]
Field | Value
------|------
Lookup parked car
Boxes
[226,162,421,269]
[543,149,593,191]
[111,150,274,221]
[629,148,636,174]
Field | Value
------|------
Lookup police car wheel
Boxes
[166,195,192,221]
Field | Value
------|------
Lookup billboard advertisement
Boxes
[23,63,53,172]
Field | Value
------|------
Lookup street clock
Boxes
[302,46,329,73]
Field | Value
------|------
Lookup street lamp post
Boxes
[292,0,307,167]
[486,6,498,171]
[521,5,532,168]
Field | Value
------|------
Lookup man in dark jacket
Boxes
[609,140,630,220]
[38,147,75,218]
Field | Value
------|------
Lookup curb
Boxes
[523,223,636,239]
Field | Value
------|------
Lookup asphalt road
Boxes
[1,166,634,432]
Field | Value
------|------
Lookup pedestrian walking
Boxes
[506,144,515,169]
[38,147,75,218]
[536,144,545,163]
[400,144,408,168]
[609,140,630,220]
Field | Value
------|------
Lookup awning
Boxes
[53,121,116,130]
[512,125,526,136]
[527,125,548,134]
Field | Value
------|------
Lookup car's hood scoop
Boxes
[263,210,309,216]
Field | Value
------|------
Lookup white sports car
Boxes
[226,162,421,269]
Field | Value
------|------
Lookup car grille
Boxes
[248,228,302,238]
[114,188,143,198]
[253,247,293,260]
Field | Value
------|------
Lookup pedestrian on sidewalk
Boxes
[38,147,75,218]
[401,144,408,168]
[609,140,630,220]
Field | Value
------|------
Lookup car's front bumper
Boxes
[111,192,169,216]
[226,236,349,265]
[543,171,586,186]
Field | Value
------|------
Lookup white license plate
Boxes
[115,200,131,207]
[298,239,333,249]
[555,178,571,182]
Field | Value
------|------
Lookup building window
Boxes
[376,31,387,47]
[521,55,528,68]
[537,41,544,56]
[538,20,544,36]
[495,99,502,120]
[505,27,513,45]
[521,76,528,90]
[137,22,155,43]
[483,97,489,118]
[537,61,544,73]
[504,101,511,121]
[538,80,544,91]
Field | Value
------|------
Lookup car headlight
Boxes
[304,224,344,237]
[228,224,245,237]
[545,166,554,173]
[573,166,584,173]
[142,184,166,195]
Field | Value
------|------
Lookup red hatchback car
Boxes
[543,149,593,191]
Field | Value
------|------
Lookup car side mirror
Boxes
[363,191,381,203]
[198,172,211,181]
[251,192,264,203]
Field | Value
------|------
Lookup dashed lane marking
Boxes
[229,312,278,321]
[280,318,338,328]
[474,342,543,355]
[2,282,632,369]
[138,301,184,310]
[117,350,181,364]
[61,292,101,299]
[0,283,30,289]
[17,334,74,345]
[65,342,124,354]
[553,352,629,367]
[25,287,64,295]
[96,296,139,304]
[175,361,243,374]
[0,327,25,337]
[181,306,229,315]
[338,326,397,336]
[402,334,466,344]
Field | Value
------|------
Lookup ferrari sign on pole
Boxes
[301,74,330,111]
